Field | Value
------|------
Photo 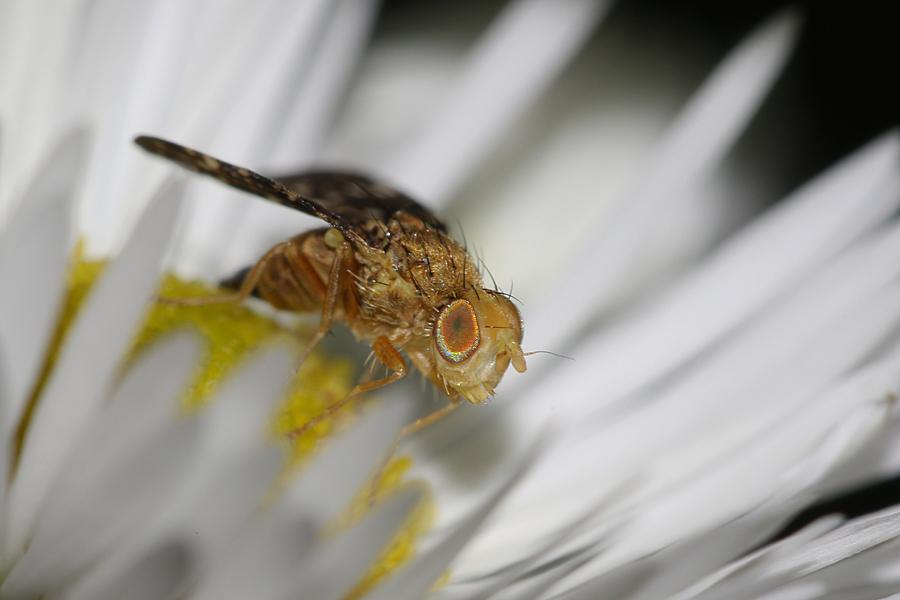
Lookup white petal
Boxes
[6,177,184,557]
[376,0,612,205]
[216,0,383,277]
[0,348,8,545]
[514,132,900,425]
[0,335,200,596]
[53,345,295,600]
[452,248,900,578]
[73,1,189,251]
[74,0,356,257]
[685,505,900,600]
[170,0,338,277]
[0,130,86,430]
[367,436,545,600]
[268,0,381,169]
[188,514,314,600]
[528,9,802,351]
[48,334,198,498]
[433,500,619,600]
[668,516,845,600]
[191,401,414,600]
[608,515,843,600]
[284,398,412,528]
[484,553,593,600]
[140,345,294,551]
[435,140,900,529]
[540,354,900,592]
[0,1,85,209]
[53,538,195,600]
[1,420,201,600]
[280,489,421,600]
[817,411,900,497]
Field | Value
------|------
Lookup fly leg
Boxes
[367,396,461,506]
[156,241,292,306]
[294,240,351,367]
[287,335,407,440]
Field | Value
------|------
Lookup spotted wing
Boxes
[134,136,367,247]
[275,172,446,249]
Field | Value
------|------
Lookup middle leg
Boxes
[293,240,352,368]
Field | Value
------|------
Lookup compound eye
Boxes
[435,299,480,363]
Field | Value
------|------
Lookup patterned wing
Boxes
[134,136,367,247]
[275,172,446,249]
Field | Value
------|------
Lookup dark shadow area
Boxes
[772,474,900,541]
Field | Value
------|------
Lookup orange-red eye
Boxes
[435,299,480,363]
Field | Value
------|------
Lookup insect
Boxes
[135,136,527,450]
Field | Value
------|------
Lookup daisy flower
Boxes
[0,1,899,600]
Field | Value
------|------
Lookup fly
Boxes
[135,136,527,478]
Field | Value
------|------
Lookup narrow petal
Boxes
[54,538,195,600]
[377,0,612,205]
[0,130,87,430]
[0,1,86,208]
[529,9,803,351]
[668,516,845,600]
[0,335,200,596]
[48,334,199,496]
[818,409,900,497]
[51,345,296,600]
[284,398,412,528]
[675,505,900,600]
[581,515,844,600]
[453,241,900,578]
[170,0,338,277]
[484,554,593,600]
[365,436,545,600]
[1,420,201,600]
[435,503,619,600]
[515,132,900,423]
[138,345,294,556]
[268,0,382,168]
[280,489,422,600]
[6,177,184,556]
[191,402,416,600]
[217,0,383,276]
[73,1,184,249]
[541,351,900,592]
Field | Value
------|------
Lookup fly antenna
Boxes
[524,350,574,361]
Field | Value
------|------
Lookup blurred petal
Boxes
[0,130,86,429]
[514,132,900,423]
[190,402,417,600]
[6,176,184,556]
[529,9,803,351]
[367,435,546,600]
[377,0,612,205]
[0,335,200,597]
[285,399,413,528]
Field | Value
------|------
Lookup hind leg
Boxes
[156,241,292,306]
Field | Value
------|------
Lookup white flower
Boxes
[0,2,899,600]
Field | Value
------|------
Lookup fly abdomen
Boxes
[254,230,334,313]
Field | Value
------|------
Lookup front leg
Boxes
[287,335,407,440]
[367,396,461,505]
